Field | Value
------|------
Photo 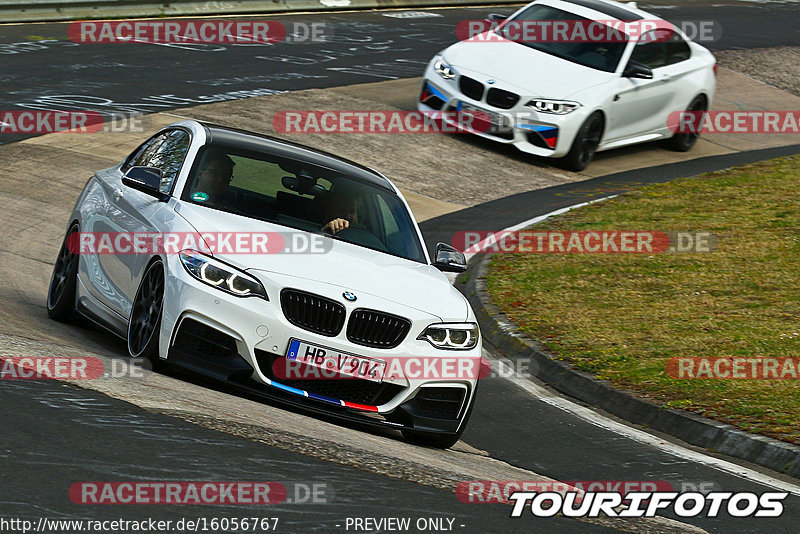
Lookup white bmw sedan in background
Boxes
[47,120,480,448]
[418,0,716,171]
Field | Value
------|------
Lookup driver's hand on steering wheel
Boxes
[322,218,350,234]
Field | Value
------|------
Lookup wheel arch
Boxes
[690,92,709,110]
[589,108,608,140]
[127,255,168,359]
[132,255,168,303]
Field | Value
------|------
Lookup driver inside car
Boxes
[321,186,359,235]
[192,151,235,205]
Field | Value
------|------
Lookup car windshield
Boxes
[499,5,629,73]
[182,145,427,263]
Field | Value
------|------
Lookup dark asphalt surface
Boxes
[1,1,799,146]
[1,379,612,534]
[419,143,800,249]
[2,4,800,533]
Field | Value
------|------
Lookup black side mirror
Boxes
[623,61,654,79]
[122,166,168,201]
[432,242,467,273]
[486,13,508,23]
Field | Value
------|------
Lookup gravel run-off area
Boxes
[715,46,800,98]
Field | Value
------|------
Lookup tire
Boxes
[127,260,165,362]
[47,223,82,323]
[667,95,707,152]
[401,428,463,450]
[559,112,604,172]
[401,385,478,449]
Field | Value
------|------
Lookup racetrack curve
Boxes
[2,4,800,533]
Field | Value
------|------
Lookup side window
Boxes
[121,130,190,193]
[666,33,691,65]
[629,30,668,69]
[122,134,165,172]
[146,130,191,193]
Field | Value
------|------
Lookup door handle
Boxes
[113,187,124,201]
[659,74,672,82]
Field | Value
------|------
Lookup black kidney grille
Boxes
[486,88,520,109]
[347,309,411,349]
[459,76,484,101]
[280,289,345,336]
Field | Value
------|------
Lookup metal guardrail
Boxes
[0,0,522,23]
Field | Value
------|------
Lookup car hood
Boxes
[174,202,469,321]
[442,37,616,98]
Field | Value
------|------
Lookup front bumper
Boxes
[418,64,589,158]
[158,254,480,434]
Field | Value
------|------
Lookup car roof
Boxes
[543,0,648,21]
[198,122,395,192]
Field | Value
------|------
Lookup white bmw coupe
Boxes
[418,0,716,170]
[47,120,480,448]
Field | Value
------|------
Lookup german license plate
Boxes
[460,102,510,129]
[285,339,386,382]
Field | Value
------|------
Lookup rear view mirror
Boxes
[433,242,467,273]
[282,173,325,196]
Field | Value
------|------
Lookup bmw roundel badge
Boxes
[343,291,357,302]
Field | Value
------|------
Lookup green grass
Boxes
[487,156,800,443]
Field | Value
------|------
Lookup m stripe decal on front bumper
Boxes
[265,378,380,412]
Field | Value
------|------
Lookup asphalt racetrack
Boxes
[1,3,800,533]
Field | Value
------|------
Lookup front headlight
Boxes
[419,323,479,350]
[179,250,268,300]
[433,58,457,80]
[526,99,582,115]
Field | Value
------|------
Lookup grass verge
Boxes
[487,156,800,443]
